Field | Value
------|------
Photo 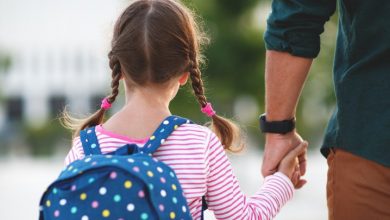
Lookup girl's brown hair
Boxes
[62,0,242,151]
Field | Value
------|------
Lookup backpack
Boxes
[39,115,195,220]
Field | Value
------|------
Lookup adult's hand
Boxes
[261,131,307,180]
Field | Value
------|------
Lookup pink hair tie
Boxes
[201,102,216,117]
[101,98,112,110]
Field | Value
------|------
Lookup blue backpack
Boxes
[39,116,196,220]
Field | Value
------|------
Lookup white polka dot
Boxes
[99,187,107,195]
[160,139,165,144]
[127,158,134,163]
[157,167,163,173]
[182,206,187,212]
[81,215,89,220]
[160,190,167,197]
[127,203,135,212]
[163,120,169,125]
[59,199,67,206]
[84,158,91,163]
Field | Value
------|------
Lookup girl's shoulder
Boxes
[172,122,215,139]
[172,122,224,150]
[175,122,211,132]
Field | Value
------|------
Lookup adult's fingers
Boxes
[298,151,307,176]
[294,179,307,189]
[296,141,308,176]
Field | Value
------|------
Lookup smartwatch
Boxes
[259,113,295,134]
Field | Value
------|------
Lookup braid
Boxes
[188,57,243,152]
[106,53,122,104]
[189,61,207,107]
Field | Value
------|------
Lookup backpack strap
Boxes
[201,195,208,220]
[141,115,191,155]
[80,126,102,156]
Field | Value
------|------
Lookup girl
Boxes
[63,0,307,219]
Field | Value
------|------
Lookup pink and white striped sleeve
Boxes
[64,137,84,166]
[205,132,294,220]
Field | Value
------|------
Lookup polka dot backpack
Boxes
[39,116,197,220]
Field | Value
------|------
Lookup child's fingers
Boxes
[295,164,300,172]
[278,141,308,179]
[291,170,300,186]
[285,141,308,161]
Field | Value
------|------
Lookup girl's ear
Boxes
[178,72,190,85]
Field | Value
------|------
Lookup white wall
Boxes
[0,0,129,127]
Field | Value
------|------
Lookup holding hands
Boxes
[262,131,308,189]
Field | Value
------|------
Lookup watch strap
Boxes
[259,114,295,134]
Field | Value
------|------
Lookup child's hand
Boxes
[278,141,308,189]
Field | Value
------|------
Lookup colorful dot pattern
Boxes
[39,115,193,220]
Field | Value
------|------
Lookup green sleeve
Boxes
[264,0,337,58]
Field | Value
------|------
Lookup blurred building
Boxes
[1,47,110,126]
[0,0,125,132]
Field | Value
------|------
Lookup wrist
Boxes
[266,130,296,139]
[265,113,295,122]
[265,130,303,151]
[275,171,292,182]
[259,114,296,134]
[265,107,295,120]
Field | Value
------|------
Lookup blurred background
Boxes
[0,0,337,219]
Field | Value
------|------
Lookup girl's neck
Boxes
[122,91,172,120]
[101,84,175,140]
[126,87,170,110]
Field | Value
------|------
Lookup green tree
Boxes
[172,0,265,119]
[172,1,338,148]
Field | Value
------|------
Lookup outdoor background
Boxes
[0,0,338,219]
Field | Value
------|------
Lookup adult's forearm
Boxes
[265,50,312,121]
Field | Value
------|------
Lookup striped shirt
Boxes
[65,123,294,220]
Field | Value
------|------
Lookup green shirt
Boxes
[264,0,390,167]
